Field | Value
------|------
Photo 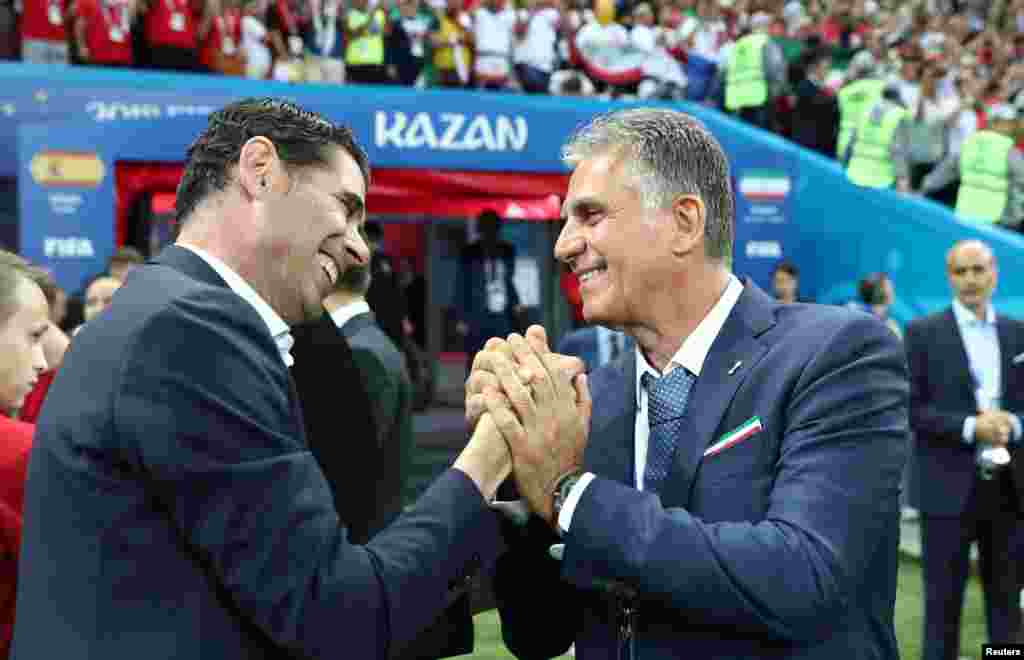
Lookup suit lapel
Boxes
[658,282,774,508]
[584,348,636,487]
[942,309,976,403]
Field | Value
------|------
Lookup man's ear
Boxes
[669,194,705,257]
[237,136,284,199]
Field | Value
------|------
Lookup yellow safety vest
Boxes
[725,33,769,111]
[836,78,885,158]
[346,9,386,66]
[432,13,469,72]
[847,104,908,189]
[956,130,1013,223]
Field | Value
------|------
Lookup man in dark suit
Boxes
[323,262,414,540]
[321,262,473,660]
[467,108,909,659]
[556,324,634,373]
[455,209,524,373]
[290,314,380,545]
[905,239,1024,659]
[11,98,579,660]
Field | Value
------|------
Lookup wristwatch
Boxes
[551,470,584,524]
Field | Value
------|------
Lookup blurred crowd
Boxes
[3,0,1024,226]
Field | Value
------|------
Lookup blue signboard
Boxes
[8,61,1024,322]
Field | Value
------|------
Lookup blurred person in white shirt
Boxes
[241,0,272,78]
[472,0,516,89]
[513,0,562,93]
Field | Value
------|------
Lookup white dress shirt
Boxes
[557,274,744,534]
[180,244,295,367]
[329,300,371,331]
[953,298,1022,444]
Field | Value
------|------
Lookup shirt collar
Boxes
[329,300,371,330]
[180,244,294,367]
[635,274,743,403]
[952,297,996,328]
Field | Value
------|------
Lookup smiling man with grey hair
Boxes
[467,107,909,660]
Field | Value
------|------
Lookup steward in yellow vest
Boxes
[919,103,1024,229]
[844,92,912,192]
[718,16,786,131]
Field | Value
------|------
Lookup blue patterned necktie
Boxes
[641,367,696,494]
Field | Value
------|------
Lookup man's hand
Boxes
[476,326,591,526]
[975,409,1013,447]
[453,412,512,502]
[465,331,586,433]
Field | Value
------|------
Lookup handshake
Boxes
[453,325,591,527]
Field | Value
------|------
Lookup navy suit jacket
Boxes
[494,281,909,659]
[13,245,501,660]
[905,308,1024,516]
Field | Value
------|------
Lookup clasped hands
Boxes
[465,325,591,526]
[975,409,1016,447]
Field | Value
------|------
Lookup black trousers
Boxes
[920,472,1021,660]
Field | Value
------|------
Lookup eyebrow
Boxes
[334,191,366,223]
[560,196,604,221]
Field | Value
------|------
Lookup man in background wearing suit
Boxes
[905,239,1023,659]
[322,262,473,660]
[455,209,525,373]
[323,262,414,541]
[556,324,634,373]
[13,98,580,660]
[467,108,909,659]
[289,308,380,546]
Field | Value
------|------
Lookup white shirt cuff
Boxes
[963,416,977,445]
[556,472,596,536]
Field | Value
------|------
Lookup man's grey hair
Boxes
[562,108,734,261]
[336,263,372,296]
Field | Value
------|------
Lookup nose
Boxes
[32,342,47,375]
[343,223,370,267]
[554,221,585,265]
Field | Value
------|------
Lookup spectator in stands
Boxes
[71,0,135,67]
[304,0,345,84]
[512,0,561,94]
[770,259,803,304]
[905,239,1023,660]
[20,0,70,63]
[428,0,472,88]
[265,0,305,81]
[0,0,16,59]
[241,0,272,79]
[844,84,914,193]
[908,63,961,189]
[920,103,1024,231]
[717,11,787,132]
[345,0,391,84]
[787,46,839,156]
[388,0,434,86]
[0,251,51,659]
[471,0,516,90]
[107,245,144,281]
[199,0,245,75]
[138,0,206,70]
[850,272,900,338]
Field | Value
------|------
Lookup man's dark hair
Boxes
[773,260,799,278]
[337,263,372,296]
[175,98,371,224]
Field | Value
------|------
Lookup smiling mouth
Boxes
[318,251,340,286]
[577,265,607,283]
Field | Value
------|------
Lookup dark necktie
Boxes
[641,367,696,494]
